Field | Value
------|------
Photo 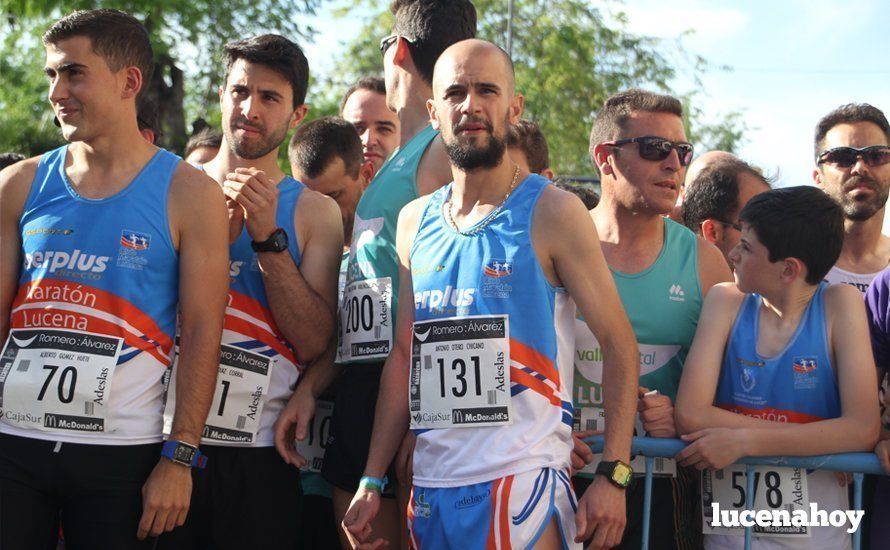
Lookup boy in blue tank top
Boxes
[676,186,880,549]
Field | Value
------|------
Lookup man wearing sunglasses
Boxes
[814,103,890,547]
[579,89,732,549]
[815,103,890,293]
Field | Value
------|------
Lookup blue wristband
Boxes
[359,475,387,493]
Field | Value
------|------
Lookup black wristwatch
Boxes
[595,460,633,489]
[251,227,289,253]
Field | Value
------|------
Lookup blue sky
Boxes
[302,0,890,226]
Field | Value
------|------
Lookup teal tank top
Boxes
[339,125,439,364]
[574,218,702,409]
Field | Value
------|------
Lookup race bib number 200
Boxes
[338,277,393,362]
[1,329,122,433]
[409,315,511,429]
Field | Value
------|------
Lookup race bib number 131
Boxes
[409,315,511,429]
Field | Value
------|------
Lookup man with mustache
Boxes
[325,1,476,547]
[815,103,890,292]
[163,34,343,548]
[813,103,890,547]
[344,38,639,550]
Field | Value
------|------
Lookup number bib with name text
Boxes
[338,277,393,362]
[1,329,122,433]
[409,315,511,429]
[165,342,272,444]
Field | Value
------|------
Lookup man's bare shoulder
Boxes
[0,155,42,215]
[416,137,452,196]
[169,160,221,196]
[823,281,868,312]
[534,182,590,227]
[294,187,341,231]
[399,194,436,227]
[704,282,746,310]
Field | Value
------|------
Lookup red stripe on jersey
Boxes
[510,338,559,387]
[12,279,173,352]
[717,403,825,424]
[511,367,562,407]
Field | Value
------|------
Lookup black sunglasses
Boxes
[817,145,890,168]
[379,34,414,56]
[604,136,694,167]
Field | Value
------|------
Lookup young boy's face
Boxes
[728,225,783,294]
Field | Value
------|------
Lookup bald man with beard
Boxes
[343,39,639,550]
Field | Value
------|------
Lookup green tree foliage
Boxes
[320,0,748,175]
[1,0,319,155]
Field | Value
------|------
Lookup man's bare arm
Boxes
[537,188,638,464]
[0,159,38,344]
[168,165,230,444]
[259,191,343,364]
[696,237,733,297]
[138,163,229,539]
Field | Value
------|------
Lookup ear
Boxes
[427,98,440,130]
[139,128,156,145]
[812,167,822,186]
[121,66,143,100]
[360,159,375,189]
[592,143,614,176]
[781,257,805,283]
[700,218,722,244]
[509,93,524,124]
[218,85,224,104]
[290,104,309,129]
[393,36,413,69]
[541,167,554,180]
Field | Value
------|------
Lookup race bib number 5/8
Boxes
[1,329,122,433]
[702,465,810,537]
[409,315,511,429]
[338,277,392,362]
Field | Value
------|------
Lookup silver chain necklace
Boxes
[444,165,521,237]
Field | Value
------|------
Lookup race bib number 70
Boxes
[1,329,122,433]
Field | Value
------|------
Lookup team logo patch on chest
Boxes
[481,258,513,298]
[117,229,152,270]
[792,356,818,390]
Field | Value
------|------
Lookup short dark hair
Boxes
[814,103,890,158]
[289,116,364,179]
[0,153,26,171]
[390,0,477,85]
[589,88,684,162]
[224,34,309,107]
[339,76,387,115]
[43,9,154,101]
[739,186,843,285]
[185,127,223,158]
[507,119,549,174]
[553,178,600,210]
[682,158,771,234]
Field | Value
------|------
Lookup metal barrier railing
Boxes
[585,435,886,550]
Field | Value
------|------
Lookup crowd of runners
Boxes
[1,2,889,550]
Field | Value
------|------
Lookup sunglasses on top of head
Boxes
[379,34,414,56]
[603,136,695,167]
[816,145,890,168]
